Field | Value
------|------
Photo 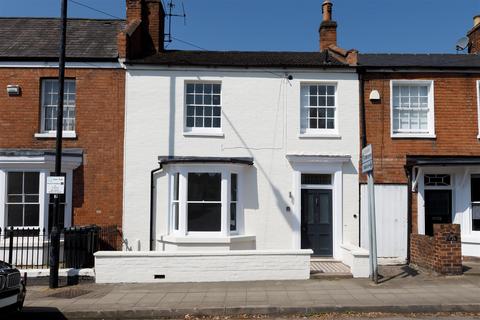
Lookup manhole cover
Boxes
[49,288,92,299]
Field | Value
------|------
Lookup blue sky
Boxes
[2,0,479,53]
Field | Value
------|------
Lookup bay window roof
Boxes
[158,156,254,166]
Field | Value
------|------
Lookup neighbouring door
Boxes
[301,189,333,256]
[424,189,452,236]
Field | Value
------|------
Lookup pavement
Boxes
[11,266,480,319]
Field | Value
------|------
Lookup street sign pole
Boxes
[362,144,378,284]
[49,0,68,289]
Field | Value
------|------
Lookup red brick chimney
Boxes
[120,0,165,59]
[467,15,480,54]
[319,0,337,51]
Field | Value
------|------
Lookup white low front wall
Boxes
[95,250,312,283]
[121,65,362,280]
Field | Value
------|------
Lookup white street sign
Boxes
[362,144,374,174]
[47,176,65,194]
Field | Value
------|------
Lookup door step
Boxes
[310,260,352,279]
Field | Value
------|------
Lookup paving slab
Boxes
[17,266,480,319]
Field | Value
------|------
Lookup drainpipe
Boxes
[150,164,163,251]
[405,166,412,264]
[358,67,367,246]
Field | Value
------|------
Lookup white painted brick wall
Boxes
[94,250,312,283]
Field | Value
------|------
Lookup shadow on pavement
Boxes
[377,265,420,284]
[6,307,68,320]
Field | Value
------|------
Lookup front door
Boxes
[424,189,452,236]
[301,189,333,256]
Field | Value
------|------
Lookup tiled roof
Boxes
[359,53,480,68]
[127,50,349,68]
[0,18,124,61]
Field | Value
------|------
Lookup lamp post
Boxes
[49,0,68,289]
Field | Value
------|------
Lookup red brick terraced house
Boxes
[358,17,480,262]
[0,18,125,235]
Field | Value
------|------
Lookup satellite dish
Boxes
[456,37,470,51]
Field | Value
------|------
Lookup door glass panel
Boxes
[319,193,330,224]
[307,193,315,224]
[301,174,331,185]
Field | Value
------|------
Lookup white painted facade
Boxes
[120,65,361,280]
[360,184,408,264]
[415,166,480,257]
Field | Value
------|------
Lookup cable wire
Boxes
[69,0,123,19]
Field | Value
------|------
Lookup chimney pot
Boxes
[468,15,480,54]
[319,0,337,51]
[474,15,480,27]
[322,0,333,22]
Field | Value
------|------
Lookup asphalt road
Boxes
[4,310,480,320]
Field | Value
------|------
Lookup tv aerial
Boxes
[164,0,187,43]
[455,36,470,53]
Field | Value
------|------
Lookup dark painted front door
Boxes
[301,189,333,256]
[424,189,452,236]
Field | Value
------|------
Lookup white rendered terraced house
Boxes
[94,0,367,282]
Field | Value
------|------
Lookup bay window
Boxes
[6,172,40,227]
[168,166,242,236]
[0,151,81,232]
[187,173,222,232]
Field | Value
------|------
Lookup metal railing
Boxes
[0,225,120,269]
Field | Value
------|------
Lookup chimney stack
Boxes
[468,15,480,54]
[122,0,165,59]
[319,0,337,51]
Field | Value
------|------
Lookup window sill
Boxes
[462,235,480,244]
[299,133,341,139]
[160,234,255,244]
[391,133,436,139]
[35,132,77,139]
[183,131,224,138]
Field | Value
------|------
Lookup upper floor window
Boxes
[41,79,76,134]
[185,83,222,134]
[391,80,435,138]
[301,84,337,134]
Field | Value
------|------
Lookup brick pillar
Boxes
[433,224,462,275]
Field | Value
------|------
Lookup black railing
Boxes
[0,225,120,269]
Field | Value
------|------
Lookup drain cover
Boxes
[49,288,91,299]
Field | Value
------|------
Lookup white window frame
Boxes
[390,80,435,139]
[0,155,80,232]
[299,82,339,137]
[183,81,224,137]
[167,164,244,237]
[35,78,77,139]
[469,173,480,235]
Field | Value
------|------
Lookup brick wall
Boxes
[361,72,480,185]
[0,67,125,228]
[410,224,462,275]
